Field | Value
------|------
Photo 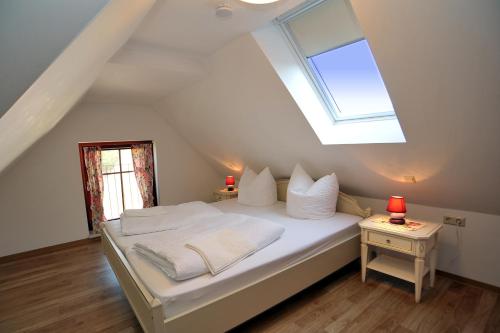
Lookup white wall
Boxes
[0,102,221,257]
[156,0,500,216]
[355,196,500,287]
[0,0,109,116]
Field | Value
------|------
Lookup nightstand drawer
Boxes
[367,231,413,253]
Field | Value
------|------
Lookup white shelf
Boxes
[367,254,429,283]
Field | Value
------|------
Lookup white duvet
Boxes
[120,201,222,235]
[133,213,285,280]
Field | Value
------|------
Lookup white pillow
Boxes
[238,167,277,206]
[286,164,339,219]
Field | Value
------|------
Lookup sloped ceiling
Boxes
[129,0,305,54]
[85,0,305,104]
[0,0,109,117]
[0,0,156,174]
[85,41,207,104]
[153,0,500,215]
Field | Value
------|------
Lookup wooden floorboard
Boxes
[0,240,498,332]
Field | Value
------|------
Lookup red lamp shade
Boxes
[225,176,235,186]
[386,196,407,213]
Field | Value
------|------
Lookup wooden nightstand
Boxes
[213,188,238,201]
[359,214,442,303]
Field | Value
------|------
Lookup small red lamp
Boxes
[387,196,407,224]
[225,176,235,191]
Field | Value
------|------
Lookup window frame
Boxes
[78,140,157,231]
[276,0,396,122]
[101,147,139,220]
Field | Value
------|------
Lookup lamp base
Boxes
[389,218,406,225]
[226,186,234,192]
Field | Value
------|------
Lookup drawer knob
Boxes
[386,239,391,244]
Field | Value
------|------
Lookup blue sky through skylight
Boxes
[308,40,394,117]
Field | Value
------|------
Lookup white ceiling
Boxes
[84,0,305,103]
[85,41,207,104]
[130,0,305,55]
[0,0,109,117]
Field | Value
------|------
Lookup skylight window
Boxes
[278,0,396,121]
[252,0,405,143]
[308,40,395,119]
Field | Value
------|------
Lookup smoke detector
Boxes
[216,1,233,18]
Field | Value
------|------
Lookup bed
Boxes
[102,181,362,332]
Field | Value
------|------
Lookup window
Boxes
[101,148,143,220]
[79,141,157,230]
[278,0,395,121]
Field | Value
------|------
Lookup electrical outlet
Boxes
[443,216,466,227]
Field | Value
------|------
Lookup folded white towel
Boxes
[121,201,222,235]
[185,229,255,275]
[131,211,233,280]
[185,216,285,275]
[133,213,285,280]
[134,239,208,280]
[123,206,171,217]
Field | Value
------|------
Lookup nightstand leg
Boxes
[429,247,437,288]
[361,243,368,282]
[414,257,425,303]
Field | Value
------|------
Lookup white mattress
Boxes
[104,199,361,319]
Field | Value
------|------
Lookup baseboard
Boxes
[88,230,101,239]
[0,237,100,264]
[437,270,500,293]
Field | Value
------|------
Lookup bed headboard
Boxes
[276,179,289,202]
[275,178,372,218]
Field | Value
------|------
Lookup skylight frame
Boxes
[276,0,397,123]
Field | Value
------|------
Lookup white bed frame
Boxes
[102,180,361,332]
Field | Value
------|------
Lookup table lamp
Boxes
[225,176,235,191]
[387,196,407,224]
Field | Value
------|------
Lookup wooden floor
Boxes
[0,240,498,333]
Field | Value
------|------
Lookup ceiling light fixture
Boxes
[240,0,281,4]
